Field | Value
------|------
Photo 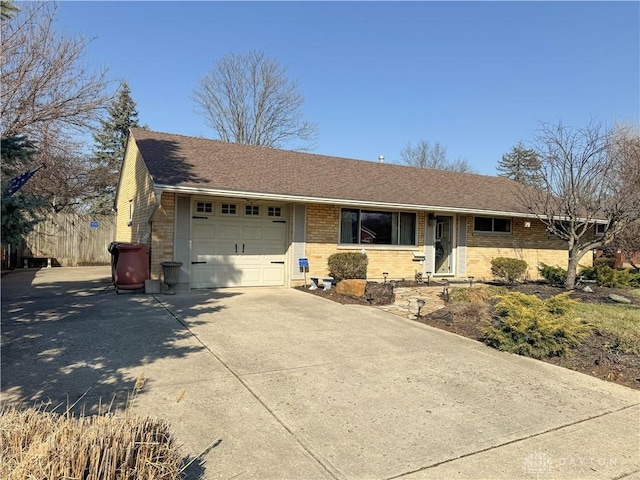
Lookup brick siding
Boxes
[115,139,156,245]
[116,138,176,281]
[305,204,426,280]
[150,192,176,279]
[466,217,593,281]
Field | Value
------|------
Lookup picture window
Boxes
[340,208,416,245]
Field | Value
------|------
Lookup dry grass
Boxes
[449,285,508,304]
[1,407,183,480]
[1,374,184,480]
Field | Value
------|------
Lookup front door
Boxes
[435,216,453,275]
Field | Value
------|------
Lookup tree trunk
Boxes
[565,247,582,290]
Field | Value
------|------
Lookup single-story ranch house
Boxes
[115,128,594,290]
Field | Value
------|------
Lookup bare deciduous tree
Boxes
[193,50,318,150]
[1,2,108,138]
[399,140,471,172]
[521,121,640,289]
[33,127,94,212]
[1,2,110,214]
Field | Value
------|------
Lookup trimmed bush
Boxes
[483,292,591,358]
[490,257,528,284]
[538,263,567,285]
[327,252,368,282]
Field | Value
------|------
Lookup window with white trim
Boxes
[221,203,236,215]
[267,206,282,217]
[340,208,417,245]
[474,216,511,233]
[245,205,260,216]
[595,223,606,236]
[196,201,213,213]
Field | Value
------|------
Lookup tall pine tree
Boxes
[89,81,142,213]
[497,142,542,186]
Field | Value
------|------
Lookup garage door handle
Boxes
[242,243,245,253]
[192,215,208,219]
[272,220,286,223]
[191,261,206,264]
[235,244,237,253]
[271,261,285,264]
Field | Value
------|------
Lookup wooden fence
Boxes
[21,213,117,266]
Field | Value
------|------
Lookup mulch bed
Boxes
[296,281,640,390]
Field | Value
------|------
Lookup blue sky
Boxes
[54,1,639,175]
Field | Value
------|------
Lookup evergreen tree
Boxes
[497,142,542,186]
[1,0,20,20]
[89,81,142,213]
[1,136,43,246]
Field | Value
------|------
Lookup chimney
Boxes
[379,155,384,163]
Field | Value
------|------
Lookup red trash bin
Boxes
[110,243,149,292]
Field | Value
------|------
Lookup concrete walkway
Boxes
[1,267,639,480]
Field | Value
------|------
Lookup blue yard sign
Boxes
[90,221,99,228]
[298,258,309,268]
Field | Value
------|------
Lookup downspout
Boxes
[150,188,163,223]
[143,188,163,280]
[142,188,163,245]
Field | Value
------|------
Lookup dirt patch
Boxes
[296,280,640,390]
[295,281,394,306]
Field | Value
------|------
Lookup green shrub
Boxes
[579,264,640,288]
[490,257,528,284]
[483,292,591,358]
[594,265,628,288]
[538,263,567,285]
[578,265,597,281]
[327,252,368,281]
[593,256,615,268]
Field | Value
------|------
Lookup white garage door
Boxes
[190,202,287,288]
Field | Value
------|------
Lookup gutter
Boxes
[153,184,604,223]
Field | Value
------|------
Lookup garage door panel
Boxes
[191,209,285,288]
[263,267,285,285]
[237,254,263,266]
[217,224,242,240]
[264,226,286,241]
[193,223,214,238]
[242,225,264,240]
[192,263,242,288]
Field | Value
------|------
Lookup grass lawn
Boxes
[575,295,640,354]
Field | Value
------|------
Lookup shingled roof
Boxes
[129,128,532,216]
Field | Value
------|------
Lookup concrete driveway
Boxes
[1,267,639,480]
